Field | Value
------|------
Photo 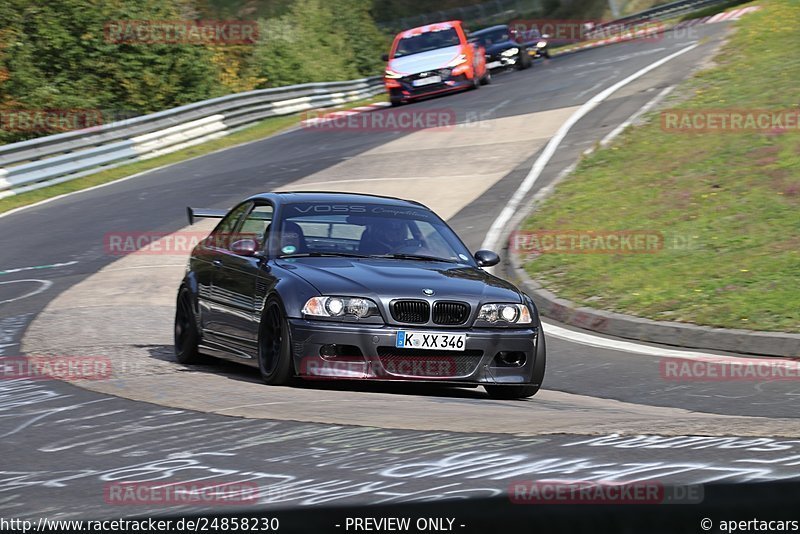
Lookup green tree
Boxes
[254,0,387,87]
[0,0,223,143]
[0,0,390,143]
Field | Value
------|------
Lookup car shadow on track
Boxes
[146,346,493,400]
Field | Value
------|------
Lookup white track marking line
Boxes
[484,99,511,115]
[600,85,674,146]
[0,279,53,304]
[542,320,794,363]
[0,260,78,276]
[480,43,698,253]
[575,79,607,100]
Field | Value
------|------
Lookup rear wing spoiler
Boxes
[186,207,228,225]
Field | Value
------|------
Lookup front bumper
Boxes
[528,45,548,58]
[288,318,539,385]
[386,69,474,102]
[485,54,519,69]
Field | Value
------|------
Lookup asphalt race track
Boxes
[2,21,800,522]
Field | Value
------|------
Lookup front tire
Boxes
[258,298,295,386]
[389,89,404,107]
[174,286,205,364]
[480,68,492,85]
[470,71,481,90]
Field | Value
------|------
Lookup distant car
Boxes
[176,192,546,399]
[522,27,551,59]
[382,20,491,106]
[471,25,533,70]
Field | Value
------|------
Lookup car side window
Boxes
[238,204,274,248]
[205,202,251,250]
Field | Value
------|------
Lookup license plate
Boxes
[412,75,441,87]
[486,61,502,69]
[396,331,466,351]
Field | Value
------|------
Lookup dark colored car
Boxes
[175,192,546,399]
[471,25,533,71]
[522,27,551,60]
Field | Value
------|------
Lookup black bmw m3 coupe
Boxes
[176,192,545,399]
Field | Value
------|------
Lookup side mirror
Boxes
[474,250,500,267]
[381,53,389,62]
[230,238,259,257]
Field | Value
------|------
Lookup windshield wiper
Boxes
[370,253,458,263]
[281,252,370,259]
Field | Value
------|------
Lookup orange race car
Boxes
[382,20,490,106]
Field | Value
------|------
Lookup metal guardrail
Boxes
[0,76,385,199]
[586,0,739,37]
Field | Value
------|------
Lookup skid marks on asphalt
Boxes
[2,385,800,520]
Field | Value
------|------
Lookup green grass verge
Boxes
[677,0,753,20]
[0,94,387,214]
[520,0,800,333]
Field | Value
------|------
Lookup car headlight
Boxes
[385,69,403,79]
[302,296,380,319]
[447,54,468,67]
[537,41,547,48]
[500,47,519,56]
[477,303,532,324]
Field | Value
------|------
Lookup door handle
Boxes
[212,260,223,268]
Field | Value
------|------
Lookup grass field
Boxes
[520,0,800,332]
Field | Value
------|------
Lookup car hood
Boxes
[389,45,462,74]
[276,257,522,302]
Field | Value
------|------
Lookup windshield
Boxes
[277,203,474,263]
[474,28,510,46]
[394,28,461,58]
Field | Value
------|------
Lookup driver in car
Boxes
[365,219,409,255]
